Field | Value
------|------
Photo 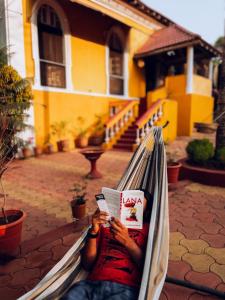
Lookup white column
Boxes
[186,46,194,94]
[209,59,214,81]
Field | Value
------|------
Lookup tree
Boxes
[0,65,33,222]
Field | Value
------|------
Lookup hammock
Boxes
[18,127,169,300]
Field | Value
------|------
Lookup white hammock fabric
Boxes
[18,127,169,300]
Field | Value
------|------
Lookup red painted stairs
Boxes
[112,98,148,151]
[113,122,137,151]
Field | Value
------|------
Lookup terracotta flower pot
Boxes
[44,144,54,154]
[167,162,181,184]
[75,136,88,148]
[33,146,42,157]
[88,134,104,146]
[0,210,26,255]
[57,140,69,152]
[70,203,86,220]
[22,147,32,158]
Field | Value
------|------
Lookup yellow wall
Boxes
[147,86,168,107]
[156,100,178,142]
[166,75,186,97]
[193,75,212,97]
[190,94,214,126]
[128,28,151,98]
[33,90,116,148]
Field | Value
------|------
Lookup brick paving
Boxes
[0,131,225,299]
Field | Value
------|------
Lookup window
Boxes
[37,5,65,88]
[108,32,124,95]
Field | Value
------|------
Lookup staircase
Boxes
[113,121,137,151]
[103,99,165,151]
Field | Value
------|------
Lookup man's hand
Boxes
[91,209,109,234]
[110,218,144,267]
[110,218,133,247]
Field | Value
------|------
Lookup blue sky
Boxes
[143,0,225,45]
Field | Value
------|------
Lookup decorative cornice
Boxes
[88,0,161,30]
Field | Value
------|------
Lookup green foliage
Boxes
[186,139,214,164]
[51,121,68,140]
[215,147,225,164]
[71,116,87,138]
[0,65,33,131]
[214,36,225,51]
[0,47,8,68]
[0,65,33,215]
[92,114,105,137]
[69,181,87,205]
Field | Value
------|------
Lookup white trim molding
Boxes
[32,85,139,100]
[31,0,73,89]
[5,0,26,77]
[106,26,129,97]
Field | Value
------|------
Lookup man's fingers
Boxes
[110,221,122,232]
[111,218,125,229]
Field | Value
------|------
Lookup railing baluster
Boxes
[105,127,110,143]
[136,128,140,144]
[141,127,145,139]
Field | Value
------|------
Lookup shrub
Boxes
[215,147,225,164]
[186,139,214,164]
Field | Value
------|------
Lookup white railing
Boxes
[105,100,139,145]
[135,99,164,145]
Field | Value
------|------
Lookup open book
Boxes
[96,187,144,229]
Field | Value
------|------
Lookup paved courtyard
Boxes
[0,136,225,299]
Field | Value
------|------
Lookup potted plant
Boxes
[51,121,69,152]
[20,137,33,158]
[43,134,54,154]
[72,117,88,148]
[0,65,32,256]
[88,114,105,146]
[166,151,181,184]
[69,181,87,220]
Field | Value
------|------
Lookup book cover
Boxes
[101,188,144,229]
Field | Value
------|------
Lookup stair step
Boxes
[121,132,136,138]
[126,129,136,134]
[117,137,136,143]
[113,143,133,151]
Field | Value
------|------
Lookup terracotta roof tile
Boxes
[135,24,199,57]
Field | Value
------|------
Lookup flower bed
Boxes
[180,159,225,187]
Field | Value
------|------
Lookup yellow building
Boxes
[1,0,220,151]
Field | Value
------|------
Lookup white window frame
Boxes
[31,0,72,89]
[106,26,128,97]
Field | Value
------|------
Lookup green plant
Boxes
[71,116,88,138]
[166,150,179,165]
[44,134,52,146]
[51,121,68,140]
[0,65,33,223]
[69,181,87,205]
[92,114,105,137]
[186,139,214,164]
[215,147,225,164]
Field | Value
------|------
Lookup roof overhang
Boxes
[69,0,164,33]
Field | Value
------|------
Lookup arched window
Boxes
[108,32,124,95]
[37,5,65,88]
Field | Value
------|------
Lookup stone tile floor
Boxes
[0,131,225,299]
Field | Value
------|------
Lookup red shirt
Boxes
[88,223,149,288]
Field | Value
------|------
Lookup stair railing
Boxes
[104,100,139,145]
[135,99,165,144]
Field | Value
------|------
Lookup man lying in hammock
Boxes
[62,190,152,300]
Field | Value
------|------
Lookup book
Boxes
[96,188,144,230]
